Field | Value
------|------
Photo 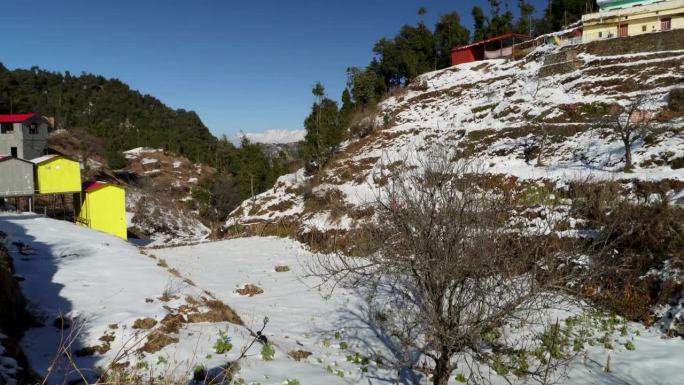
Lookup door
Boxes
[661,18,671,32]
[10,147,17,157]
[619,24,629,38]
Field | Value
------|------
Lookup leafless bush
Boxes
[310,150,578,385]
[600,94,652,172]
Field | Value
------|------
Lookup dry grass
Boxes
[235,284,264,297]
[187,299,244,326]
[288,350,312,361]
[132,318,157,330]
[274,265,290,273]
[139,331,179,354]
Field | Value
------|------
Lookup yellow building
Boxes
[582,0,684,43]
[31,154,82,194]
[76,181,127,240]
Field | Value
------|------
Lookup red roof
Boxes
[452,33,531,52]
[83,181,108,193]
[0,113,36,123]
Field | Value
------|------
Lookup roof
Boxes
[83,181,124,193]
[30,154,79,165]
[452,33,532,52]
[0,113,36,123]
[0,155,33,165]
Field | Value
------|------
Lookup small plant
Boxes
[135,361,149,370]
[339,341,348,350]
[285,380,301,385]
[261,343,275,361]
[625,341,636,351]
[335,370,345,378]
[492,354,508,376]
[193,365,207,382]
[213,329,233,354]
[346,352,370,366]
[156,356,168,365]
[322,339,331,348]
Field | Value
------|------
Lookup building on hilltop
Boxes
[75,181,127,240]
[451,34,531,66]
[0,113,49,160]
[583,0,684,42]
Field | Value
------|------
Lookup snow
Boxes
[0,333,19,385]
[141,157,159,165]
[240,129,306,144]
[0,214,346,385]
[2,214,683,384]
[124,147,161,160]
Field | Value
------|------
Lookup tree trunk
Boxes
[624,139,633,171]
[432,352,452,385]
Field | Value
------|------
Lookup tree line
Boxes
[0,63,290,222]
[300,0,598,171]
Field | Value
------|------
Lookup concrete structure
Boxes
[31,155,82,194]
[0,156,35,197]
[0,114,49,160]
[583,0,684,43]
[451,34,531,66]
[597,0,664,11]
[76,181,127,240]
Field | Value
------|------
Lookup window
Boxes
[29,123,38,135]
[642,25,647,32]
[10,147,17,157]
[0,123,13,134]
[598,31,603,38]
[661,18,671,31]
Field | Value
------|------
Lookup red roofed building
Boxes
[451,33,531,66]
[0,113,49,160]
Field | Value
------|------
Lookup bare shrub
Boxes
[311,151,577,385]
[599,94,652,172]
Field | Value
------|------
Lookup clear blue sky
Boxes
[1,0,546,138]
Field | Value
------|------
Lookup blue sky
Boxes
[1,0,546,138]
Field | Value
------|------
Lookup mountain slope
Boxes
[227,30,684,235]
[0,64,216,166]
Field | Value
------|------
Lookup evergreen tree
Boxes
[515,0,536,35]
[301,83,342,171]
[434,12,471,68]
[472,6,489,41]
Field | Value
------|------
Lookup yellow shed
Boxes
[31,155,82,194]
[76,181,128,240]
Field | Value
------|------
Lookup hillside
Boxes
[227,30,684,236]
[0,65,217,167]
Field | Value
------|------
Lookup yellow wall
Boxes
[36,157,82,194]
[582,4,684,43]
[78,185,128,240]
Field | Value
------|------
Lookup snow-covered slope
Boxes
[228,35,684,233]
[0,214,344,385]
[154,237,684,385]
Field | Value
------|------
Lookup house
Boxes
[31,155,82,194]
[75,181,127,240]
[0,156,35,198]
[582,0,684,43]
[451,34,531,66]
[0,113,49,160]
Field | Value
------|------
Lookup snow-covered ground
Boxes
[0,214,345,385]
[2,214,683,384]
[154,238,684,385]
